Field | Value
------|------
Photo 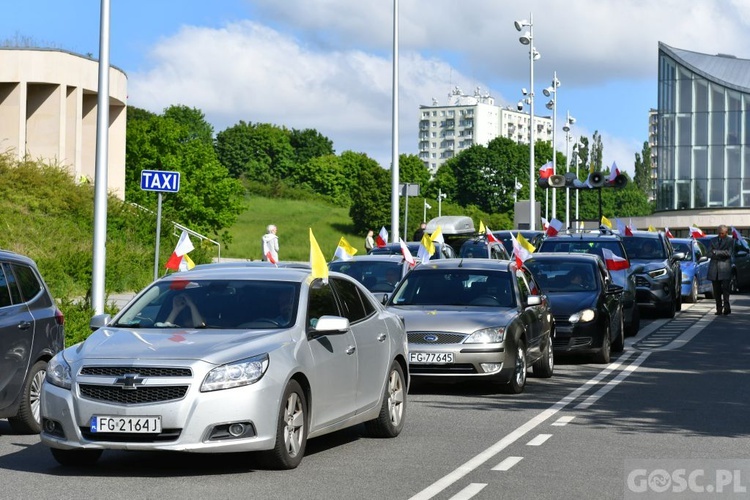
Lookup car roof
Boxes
[413,259,512,272]
[543,231,622,241]
[0,249,38,266]
[164,265,320,283]
[330,254,408,264]
[526,252,602,264]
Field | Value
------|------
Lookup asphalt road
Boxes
[2,294,748,500]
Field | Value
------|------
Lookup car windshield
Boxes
[671,242,692,260]
[329,260,403,292]
[525,261,598,292]
[389,269,515,307]
[621,237,666,260]
[112,279,300,329]
[539,239,626,260]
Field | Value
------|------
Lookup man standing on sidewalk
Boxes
[707,224,733,315]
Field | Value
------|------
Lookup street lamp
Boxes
[543,73,560,221]
[515,14,540,230]
[562,111,576,229]
[438,189,447,217]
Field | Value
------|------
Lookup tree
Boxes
[215,122,295,182]
[125,106,245,236]
[399,153,431,189]
[590,131,604,173]
[162,105,214,145]
[634,141,652,197]
[349,156,391,231]
[450,145,507,213]
[288,128,335,165]
[290,154,351,206]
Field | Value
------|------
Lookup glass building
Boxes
[656,42,750,211]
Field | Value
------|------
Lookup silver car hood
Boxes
[66,327,290,365]
[389,306,517,334]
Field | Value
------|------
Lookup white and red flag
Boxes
[615,218,633,237]
[165,231,196,271]
[509,232,534,268]
[665,227,674,239]
[689,225,706,238]
[484,225,500,243]
[607,162,621,184]
[541,217,550,232]
[376,226,389,247]
[546,218,564,237]
[398,238,416,267]
[602,248,629,271]
[539,161,553,179]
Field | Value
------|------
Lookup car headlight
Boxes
[569,309,596,323]
[647,267,668,279]
[201,354,269,392]
[465,327,504,344]
[46,353,72,389]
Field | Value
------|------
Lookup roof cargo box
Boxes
[425,216,475,235]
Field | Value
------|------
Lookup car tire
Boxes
[261,379,307,470]
[532,335,554,378]
[8,360,47,434]
[675,284,682,311]
[612,312,625,353]
[625,305,640,337]
[501,339,527,394]
[50,448,103,466]
[686,278,698,303]
[365,361,406,438]
[661,297,676,319]
[730,272,739,294]
[593,323,611,364]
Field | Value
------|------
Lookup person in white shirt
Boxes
[261,224,279,262]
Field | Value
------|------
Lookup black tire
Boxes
[730,272,740,294]
[365,361,406,438]
[50,448,103,466]
[624,305,640,337]
[501,339,527,394]
[532,335,554,378]
[675,285,682,311]
[685,278,698,303]
[261,380,307,470]
[8,360,47,434]
[593,323,611,364]
[661,298,676,319]
[612,311,625,353]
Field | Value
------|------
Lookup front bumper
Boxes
[406,340,509,381]
[551,317,606,354]
[634,274,675,308]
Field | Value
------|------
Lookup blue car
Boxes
[670,238,711,302]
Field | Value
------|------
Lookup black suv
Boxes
[0,250,65,433]
[459,236,511,260]
[620,232,683,318]
[538,230,641,336]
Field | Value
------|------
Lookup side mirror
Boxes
[89,313,111,331]
[672,252,686,262]
[310,315,350,336]
[698,256,709,263]
[527,295,542,306]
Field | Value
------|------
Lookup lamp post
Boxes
[423,199,431,223]
[515,14,539,230]
[438,189,447,217]
[562,111,576,229]
[543,73,560,221]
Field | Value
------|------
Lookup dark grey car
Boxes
[0,249,64,433]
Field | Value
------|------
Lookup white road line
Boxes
[551,415,575,426]
[448,483,486,500]
[408,351,638,500]
[575,352,651,409]
[492,456,524,471]
[526,433,552,446]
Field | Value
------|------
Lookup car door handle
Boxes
[377,333,387,342]
[17,321,32,330]
[346,346,356,355]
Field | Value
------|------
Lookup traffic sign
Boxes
[141,170,181,193]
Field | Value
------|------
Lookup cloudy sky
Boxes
[4,0,750,176]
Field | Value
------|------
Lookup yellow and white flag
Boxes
[309,229,329,283]
[333,236,358,261]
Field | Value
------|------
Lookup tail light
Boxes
[55,308,65,326]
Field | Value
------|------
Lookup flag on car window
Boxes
[309,229,329,283]
[602,248,629,271]
[689,225,706,238]
[601,216,613,229]
[418,233,435,263]
[399,238,416,267]
[376,226,389,247]
[430,225,444,244]
[510,232,533,268]
[546,218,563,236]
[333,237,358,261]
[478,220,486,234]
[615,218,633,237]
[165,231,196,271]
[648,225,657,232]
[541,217,550,232]
[665,227,674,239]
[517,233,536,254]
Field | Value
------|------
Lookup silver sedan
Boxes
[40,266,408,469]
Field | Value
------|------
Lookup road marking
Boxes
[409,351,638,500]
[448,483,486,500]
[575,352,651,409]
[527,434,552,446]
[492,456,523,471]
[551,416,575,426]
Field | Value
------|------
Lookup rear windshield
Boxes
[390,269,515,307]
[539,239,627,260]
[525,260,598,292]
[329,260,403,292]
[621,237,666,260]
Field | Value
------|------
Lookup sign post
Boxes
[399,183,420,240]
[141,170,181,280]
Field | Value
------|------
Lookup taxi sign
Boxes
[141,170,180,193]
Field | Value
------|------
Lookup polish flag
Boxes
[541,217,550,231]
[399,238,416,267]
[665,227,674,239]
[509,232,533,268]
[602,248,629,271]
[546,218,563,237]
[689,225,706,238]
[616,218,633,237]
[485,226,500,244]
[607,162,621,183]
[539,162,553,179]
[376,226,389,247]
[165,231,196,271]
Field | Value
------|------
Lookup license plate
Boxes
[91,415,162,434]
[409,352,454,364]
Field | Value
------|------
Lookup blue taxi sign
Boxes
[140,170,180,193]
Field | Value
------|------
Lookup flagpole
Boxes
[390,0,400,243]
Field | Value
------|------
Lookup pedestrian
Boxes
[365,229,375,253]
[413,222,427,242]
[261,224,279,263]
[707,224,732,315]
